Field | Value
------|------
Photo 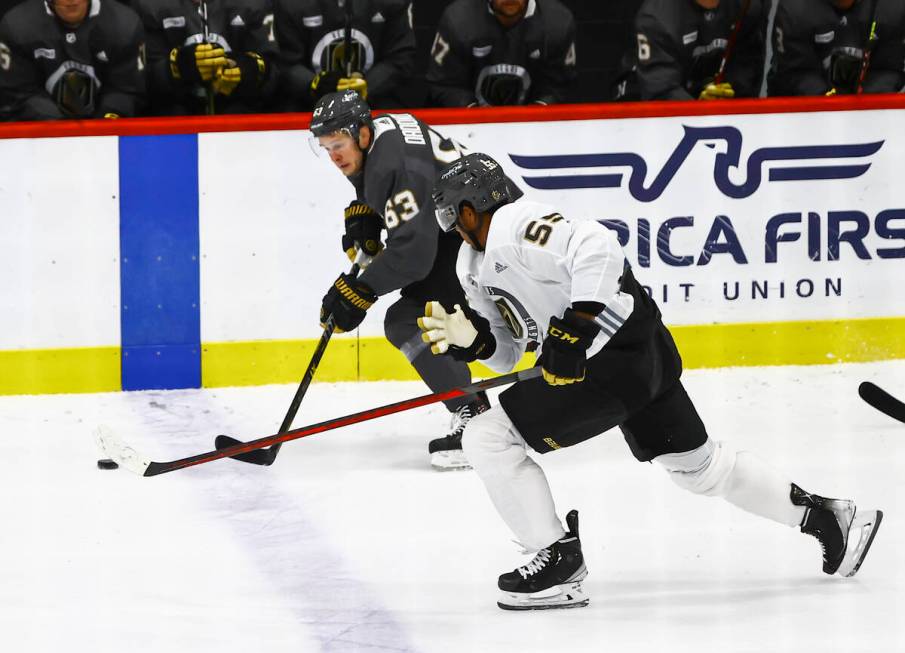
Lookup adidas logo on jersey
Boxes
[494,262,508,273]
[230,15,245,27]
[372,11,385,23]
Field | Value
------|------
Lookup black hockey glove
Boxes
[829,52,862,95]
[540,309,600,386]
[418,301,496,362]
[310,69,344,101]
[169,43,228,83]
[342,200,384,263]
[320,272,377,333]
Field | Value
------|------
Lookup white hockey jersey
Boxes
[457,199,636,373]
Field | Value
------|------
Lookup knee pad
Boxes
[461,405,527,469]
[654,438,737,497]
[383,313,425,361]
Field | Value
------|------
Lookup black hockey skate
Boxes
[791,483,883,578]
[428,392,489,471]
[497,510,589,610]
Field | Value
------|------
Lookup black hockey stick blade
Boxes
[859,382,905,424]
[213,319,334,466]
[214,434,276,465]
[97,367,542,478]
[213,266,359,466]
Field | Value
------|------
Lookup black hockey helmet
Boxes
[432,153,515,232]
[309,90,373,140]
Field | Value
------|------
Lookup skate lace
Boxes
[448,405,474,437]
[518,548,552,579]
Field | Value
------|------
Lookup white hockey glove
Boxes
[417,302,495,362]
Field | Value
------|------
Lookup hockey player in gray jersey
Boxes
[418,153,883,610]
[616,0,765,101]
[311,90,521,469]
[768,0,905,96]
[426,0,576,107]
[0,0,146,120]
[132,0,278,115]
[273,0,415,110]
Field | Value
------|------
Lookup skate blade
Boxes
[497,579,589,611]
[430,450,472,471]
[838,509,883,578]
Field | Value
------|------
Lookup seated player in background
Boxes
[767,0,905,96]
[274,0,415,111]
[426,0,576,107]
[310,90,522,470]
[0,0,145,120]
[614,0,765,101]
[132,0,278,115]
[418,153,883,610]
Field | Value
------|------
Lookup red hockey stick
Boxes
[714,0,754,85]
[96,367,542,477]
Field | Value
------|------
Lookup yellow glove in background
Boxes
[212,61,242,96]
[169,43,227,82]
[698,81,735,101]
[212,52,266,97]
[337,72,368,100]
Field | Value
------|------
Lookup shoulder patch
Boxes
[303,15,323,28]
[34,48,56,60]
[162,16,186,29]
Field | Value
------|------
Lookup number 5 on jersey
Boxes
[384,189,419,229]
[524,212,564,246]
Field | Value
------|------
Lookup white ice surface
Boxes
[1,361,904,653]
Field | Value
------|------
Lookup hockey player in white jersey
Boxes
[418,153,884,611]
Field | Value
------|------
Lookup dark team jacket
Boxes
[768,0,905,96]
[425,0,576,107]
[132,0,278,114]
[274,0,415,109]
[0,0,145,120]
[352,112,521,305]
[627,0,765,100]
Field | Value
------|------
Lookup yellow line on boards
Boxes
[1,317,903,395]
[201,316,905,388]
[0,346,120,395]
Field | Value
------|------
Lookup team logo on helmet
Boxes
[440,162,464,180]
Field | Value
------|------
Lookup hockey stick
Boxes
[714,0,754,85]
[343,0,354,77]
[199,0,216,115]
[857,0,881,94]
[213,318,336,465]
[96,367,542,477]
[858,381,905,424]
[214,264,360,466]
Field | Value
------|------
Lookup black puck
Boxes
[97,458,119,470]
